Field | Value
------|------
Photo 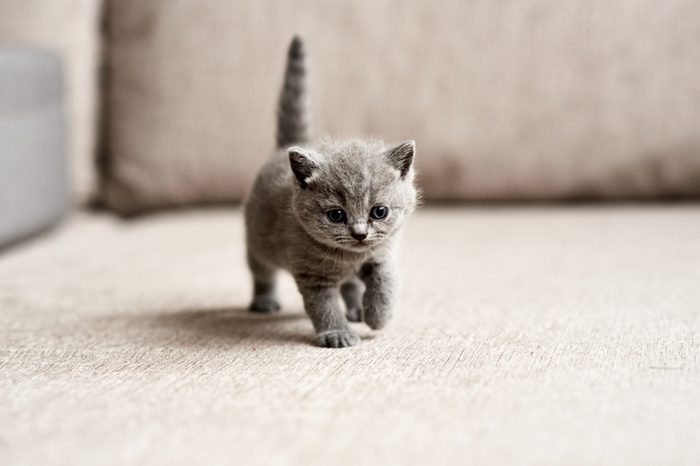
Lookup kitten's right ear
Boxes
[288,147,319,189]
[384,140,415,179]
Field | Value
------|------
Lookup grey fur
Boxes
[276,36,309,148]
[341,276,364,323]
[244,37,418,348]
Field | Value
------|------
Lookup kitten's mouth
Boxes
[333,237,377,251]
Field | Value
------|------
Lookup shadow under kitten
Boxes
[102,306,376,349]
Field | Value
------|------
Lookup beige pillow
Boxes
[0,0,103,204]
[104,0,700,213]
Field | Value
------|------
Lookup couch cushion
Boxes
[103,1,700,213]
[0,0,103,203]
[1,206,699,464]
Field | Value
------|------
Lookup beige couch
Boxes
[1,2,699,465]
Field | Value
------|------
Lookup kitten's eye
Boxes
[326,208,346,223]
[370,205,389,220]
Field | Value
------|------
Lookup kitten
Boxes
[244,36,418,348]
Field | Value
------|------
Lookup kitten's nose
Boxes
[351,231,367,241]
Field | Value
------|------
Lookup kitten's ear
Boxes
[288,147,319,188]
[384,141,415,179]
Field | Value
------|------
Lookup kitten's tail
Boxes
[276,35,310,148]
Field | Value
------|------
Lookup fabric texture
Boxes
[0,48,69,247]
[103,0,700,213]
[0,0,103,203]
[1,207,699,465]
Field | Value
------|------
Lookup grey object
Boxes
[245,38,418,348]
[0,47,69,248]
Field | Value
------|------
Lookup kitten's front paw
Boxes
[346,306,363,323]
[363,307,392,330]
[249,295,281,313]
[316,329,360,348]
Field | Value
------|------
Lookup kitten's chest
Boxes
[289,244,371,280]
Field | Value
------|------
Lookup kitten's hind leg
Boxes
[247,252,281,313]
[360,260,398,330]
[341,276,365,323]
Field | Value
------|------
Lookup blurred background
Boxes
[1,2,699,466]
[2,0,700,242]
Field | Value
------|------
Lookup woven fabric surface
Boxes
[1,206,699,465]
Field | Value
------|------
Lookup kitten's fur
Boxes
[244,36,418,348]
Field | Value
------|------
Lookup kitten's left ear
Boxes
[288,146,319,189]
[384,141,415,179]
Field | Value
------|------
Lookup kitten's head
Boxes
[288,138,417,252]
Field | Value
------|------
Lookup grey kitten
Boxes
[244,36,418,348]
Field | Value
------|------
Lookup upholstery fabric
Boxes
[1,207,699,465]
[103,0,700,213]
[0,48,69,247]
[0,0,103,203]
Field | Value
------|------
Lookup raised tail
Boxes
[276,35,310,148]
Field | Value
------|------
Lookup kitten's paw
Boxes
[364,307,392,330]
[316,329,360,348]
[346,306,363,323]
[249,295,281,313]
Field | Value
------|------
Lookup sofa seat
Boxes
[1,206,699,465]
